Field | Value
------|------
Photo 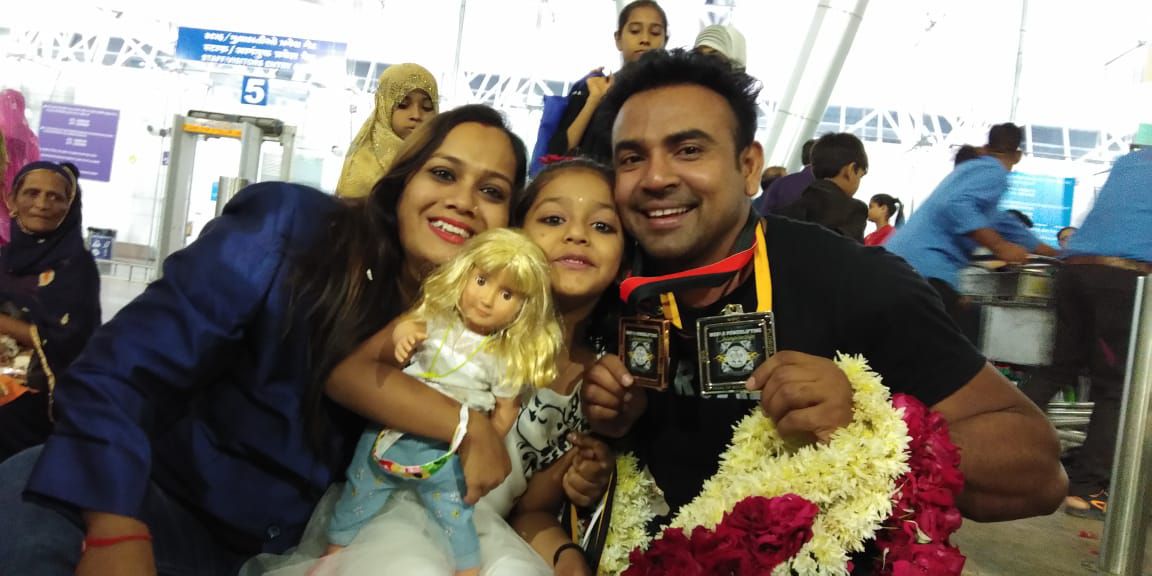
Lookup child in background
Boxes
[865,193,903,246]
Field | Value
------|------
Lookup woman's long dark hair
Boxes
[293,104,528,451]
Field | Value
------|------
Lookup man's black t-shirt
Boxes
[630,214,986,513]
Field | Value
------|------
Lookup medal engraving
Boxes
[697,308,776,397]
[619,317,671,391]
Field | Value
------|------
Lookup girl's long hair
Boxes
[291,104,528,451]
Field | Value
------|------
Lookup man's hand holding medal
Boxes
[583,349,853,446]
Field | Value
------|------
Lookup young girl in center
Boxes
[324,228,562,576]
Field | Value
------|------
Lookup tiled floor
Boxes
[100,275,148,323]
[956,509,1151,575]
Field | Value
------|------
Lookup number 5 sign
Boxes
[242,76,269,106]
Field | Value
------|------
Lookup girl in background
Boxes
[542,1,668,160]
[336,64,439,198]
[864,193,903,246]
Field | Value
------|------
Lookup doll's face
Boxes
[459,267,525,335]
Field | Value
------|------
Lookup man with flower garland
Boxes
[581,48,1066,540]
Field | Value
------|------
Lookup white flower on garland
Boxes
[599,355,912,576]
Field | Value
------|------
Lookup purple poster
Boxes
[37,103,120,182]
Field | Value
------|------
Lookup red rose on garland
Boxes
[624,495,818,576]
[717,495,819,571]
[624,528,705,576]
[877,394,966,576]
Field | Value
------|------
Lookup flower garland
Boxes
[598,355,965,576]
[598,454,661,576]
[873,395,966,574]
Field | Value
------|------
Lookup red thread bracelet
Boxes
[82,534,152,553]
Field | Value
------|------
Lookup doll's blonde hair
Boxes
[410,228,561,392]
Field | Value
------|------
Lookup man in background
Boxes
[755,138,816,215]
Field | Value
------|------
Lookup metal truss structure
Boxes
[0,8,177,71]
[1,1,1134,166]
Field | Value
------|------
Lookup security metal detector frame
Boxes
[156,113,297,270]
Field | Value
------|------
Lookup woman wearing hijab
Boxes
[0,90,42,245]
[335,64,439,198]
[0,161,101,460]
[692,24,748,69]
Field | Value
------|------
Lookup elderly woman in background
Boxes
[335,63,440,198]
[0,161,101,461]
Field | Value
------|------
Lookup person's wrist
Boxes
[83,512,150,538]
[553,542,585,567]
[462,408,490,446]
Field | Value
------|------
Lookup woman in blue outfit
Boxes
[0,105,546,576]
[0,161,100,461]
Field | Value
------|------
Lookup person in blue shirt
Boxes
[887,124,1033,326]
[966,209,1057,260]
[1056,226,1077,249]
[0,105,602,576]
[1021,146,1152,520]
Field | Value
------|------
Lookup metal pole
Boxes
[156,115,196,274]
[214,177,250,218]
[1099,275,1152,575]
[279,126,297,182]
[761,1,829,170]
[795,0,869,153]
[451,0,468,103]
[1008,0,1028,122]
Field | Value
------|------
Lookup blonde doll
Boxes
[325,228,562,576]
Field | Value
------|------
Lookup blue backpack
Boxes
[529,74,600,176]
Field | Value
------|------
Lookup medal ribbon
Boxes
[619,217,773,329]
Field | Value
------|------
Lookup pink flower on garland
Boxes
[876,394,966,576]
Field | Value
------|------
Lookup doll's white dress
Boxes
[239,383,586,576]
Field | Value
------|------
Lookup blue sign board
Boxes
[1001,172,1075,246]
[175,27,347,71]
[37,103,120,182]
[241,76,269,106]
